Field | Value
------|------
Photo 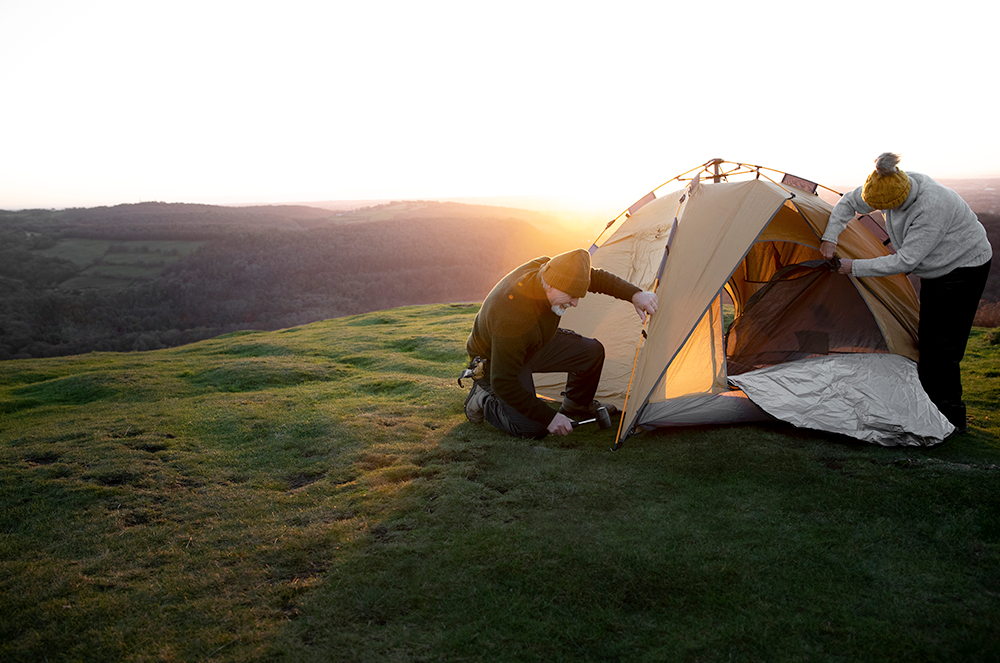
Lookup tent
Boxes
[535,159,954,447]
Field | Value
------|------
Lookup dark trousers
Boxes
[917,259,992,428]
[481,329,605,439]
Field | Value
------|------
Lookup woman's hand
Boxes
[820,241,837,260]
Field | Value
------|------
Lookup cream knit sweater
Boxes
[822,172,992,279]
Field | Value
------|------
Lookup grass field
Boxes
[1,304,998,662]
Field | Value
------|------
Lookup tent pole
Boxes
[612,211,681,451]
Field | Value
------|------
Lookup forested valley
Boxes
[0,201,581,359]
[2,199,999,361]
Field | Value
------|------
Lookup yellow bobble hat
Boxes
[861,152,911,210]
[539,249,592,298]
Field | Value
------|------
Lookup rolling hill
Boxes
[0,201,586,359]
[1,186,999,361]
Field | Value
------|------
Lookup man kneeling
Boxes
[462,248,658,438]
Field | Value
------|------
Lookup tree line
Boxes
[1,205,997,361]
[0,206,572,360]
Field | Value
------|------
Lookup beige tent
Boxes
[536,160,953,447]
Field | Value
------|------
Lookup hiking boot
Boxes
[560,396,619,419]
[464,381,489,423]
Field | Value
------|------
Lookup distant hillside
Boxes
[301,200,597,246]
[0,201,582,360]
[4,202,341,238]
[829,179,1000,216]
[2,191,998,361]
[977,213,1000,302]
[938,179,1000,215]
[3,200,592,242]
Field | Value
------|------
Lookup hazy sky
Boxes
[2,0,997,213]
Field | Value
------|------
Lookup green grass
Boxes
[1,307,998,662]
[37,238,119,267]
[36,238,204,290]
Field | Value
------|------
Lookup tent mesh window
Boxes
[725,261,888,375]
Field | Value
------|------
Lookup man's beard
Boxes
[551,304,570,316]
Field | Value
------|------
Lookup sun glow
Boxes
[1,1,996,212]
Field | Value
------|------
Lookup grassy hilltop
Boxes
[2,304,1000,662]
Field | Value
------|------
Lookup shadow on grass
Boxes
[271,418,1000,662]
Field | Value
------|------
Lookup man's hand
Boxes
[548,412,574,436]
[820,241,837,260]
[837,258,853,275]
[632,291,659,322]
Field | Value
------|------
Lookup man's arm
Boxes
[588,268,641,301]
[588,268,658,321]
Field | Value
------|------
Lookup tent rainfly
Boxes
[534,159,954,448]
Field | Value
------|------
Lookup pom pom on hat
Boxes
[862,152,911,210]
[539,249,591,298]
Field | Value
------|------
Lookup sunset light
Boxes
[2,5,1000,659]
[1,0,997,212]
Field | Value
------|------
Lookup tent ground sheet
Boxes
[728,354,954,447]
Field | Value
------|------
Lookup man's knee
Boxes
[579,336,605,372]
[590,337,605,361]
[482,397,549,440]
[562,330,603,362]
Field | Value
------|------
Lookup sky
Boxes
[1,0,997,215]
